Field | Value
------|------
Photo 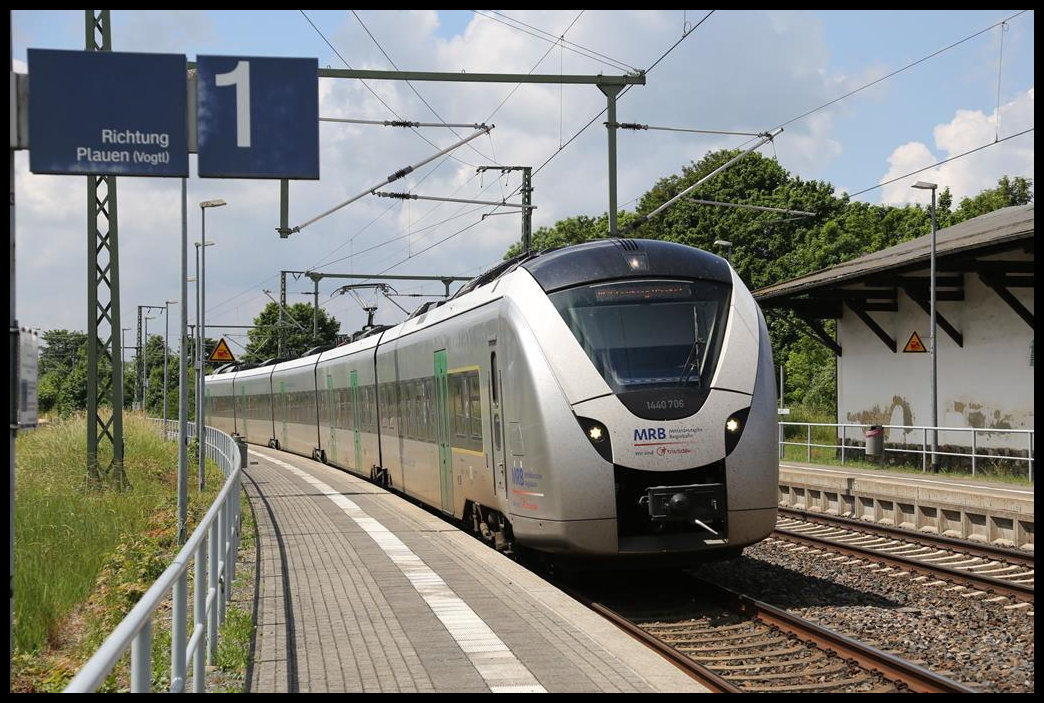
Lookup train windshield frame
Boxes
[550,279,732,394]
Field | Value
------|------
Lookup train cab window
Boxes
[550,279,731,394]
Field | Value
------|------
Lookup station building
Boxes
[754,204,1034,457]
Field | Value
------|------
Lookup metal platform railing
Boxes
[779,421,1034,481]
[63,422,244,693]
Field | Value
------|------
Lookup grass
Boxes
[11,412,252,692]
[213,491,257,692]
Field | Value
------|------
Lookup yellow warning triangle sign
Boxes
[903,331,927,353]
[208,337,236,363]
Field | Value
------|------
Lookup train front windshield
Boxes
[550,279,731,394]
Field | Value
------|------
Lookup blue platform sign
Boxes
[197,55,319,179]
[27,49,188,177]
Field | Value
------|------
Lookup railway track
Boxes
[775,507,1034,605]
[561,575,974,693]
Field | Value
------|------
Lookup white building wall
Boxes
[837,256,1033,452]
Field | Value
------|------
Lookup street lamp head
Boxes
[194,241,216,248]
[200,198,227,209]
[911,181,937,191]
[713,239,733,248]
[166,299,179,305]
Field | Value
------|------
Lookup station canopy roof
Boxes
[752,204,1034,355]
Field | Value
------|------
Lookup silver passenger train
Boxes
[206,238,779,566]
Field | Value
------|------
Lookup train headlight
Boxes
[724,408,751,456]
[576,416,613,463]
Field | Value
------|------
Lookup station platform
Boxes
[778,460,1034,550]
[240,445,708,694]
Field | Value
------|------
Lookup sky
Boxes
[10,10,1035,356]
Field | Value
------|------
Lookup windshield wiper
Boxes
[678,307,702,387]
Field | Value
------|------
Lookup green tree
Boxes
[243,302,340,362]
[39,329,87,376]
[951,175,1033,224]
[37,330,117,416]
[504,214,611,259]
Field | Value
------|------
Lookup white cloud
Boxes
[880,88,1034,205]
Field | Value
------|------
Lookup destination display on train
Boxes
[593,282,692,302]
[27,49,188,177]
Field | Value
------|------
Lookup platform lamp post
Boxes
[193,241,214,488]
[142,316,155,413]
[198,198,226,491]
[713,239,733,264]
[911,181,939,473]
[163,299,178,437]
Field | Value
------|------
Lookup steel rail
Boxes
[703,581,977,694]
[586,601,742,693]
[772,523,1034,604]
[778,506,1034,565]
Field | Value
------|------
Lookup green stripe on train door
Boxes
[434,350,453,513]
[326,373,337,463]
[280,380,288,449]
[350,370,362,471]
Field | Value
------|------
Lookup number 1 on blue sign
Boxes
[215,61,251,148]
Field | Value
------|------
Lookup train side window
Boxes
[451,374,467,441]
[423,377,434,441]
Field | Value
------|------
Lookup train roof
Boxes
[272,354,320,372]
[316,327,382,364]
[521,238,732,293]
[232,364,276,380]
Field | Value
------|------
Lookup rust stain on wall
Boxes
[847,396,913,427]
[956,401,1019,430]
[848,398,1029,431]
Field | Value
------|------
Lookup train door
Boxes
[434,350,453,514]
[350,370,362,471]
[489,350,507,496]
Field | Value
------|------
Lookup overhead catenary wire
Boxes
[288,125,494,234]
[354,11,715,277]
[615,123,765,138]
[763,10,1030,136]
[475,10,637,74]
[626,129,784,230]
[847,127,1034,200]
[350,10,495,167]
[320,118,490,129]
[292,9,662,287]
[300,10,449,159]
[301,10,667,284]
[995,21,1008,142]
[688,199,816,217]
[374,191,535,210]
[286,11,1027,319]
